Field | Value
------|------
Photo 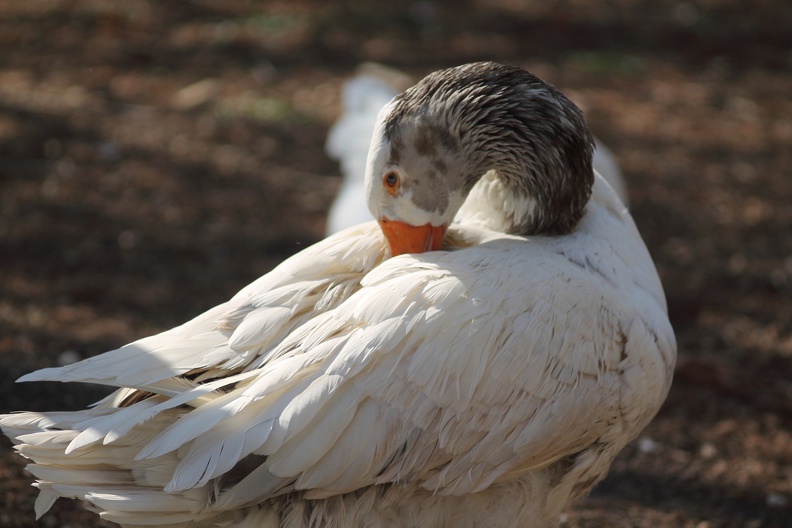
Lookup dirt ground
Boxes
[1,1,791,527]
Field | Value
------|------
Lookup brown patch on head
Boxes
[388,134,404,165]
[412,122,459,156]
[404,167,450,214]
[412,125,437,157]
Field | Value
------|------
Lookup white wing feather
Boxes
[101,182,666,497]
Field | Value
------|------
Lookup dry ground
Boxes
[1,1,791,527]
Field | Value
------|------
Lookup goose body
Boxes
[1,63,675,528]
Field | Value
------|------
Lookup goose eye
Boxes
[383,171,400,195]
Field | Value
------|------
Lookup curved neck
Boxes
[455,170,541,233]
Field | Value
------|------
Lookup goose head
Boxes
[364,62,595,256]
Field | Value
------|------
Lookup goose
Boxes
[0,62,675,528]
[326,65,628,235]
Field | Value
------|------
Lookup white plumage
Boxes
[1,63,674,528]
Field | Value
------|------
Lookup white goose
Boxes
[326,65,628,235]
[1,62,675,528]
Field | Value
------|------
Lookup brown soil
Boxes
[1,1,791,527]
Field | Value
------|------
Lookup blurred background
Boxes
[0,1,791,526]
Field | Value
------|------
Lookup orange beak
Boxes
[378,218,447,256]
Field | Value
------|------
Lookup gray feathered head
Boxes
[365,62,595,254]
